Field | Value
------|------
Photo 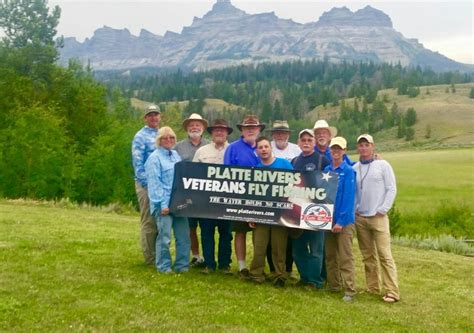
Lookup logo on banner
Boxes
[300,203,333,229]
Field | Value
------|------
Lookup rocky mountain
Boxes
[59,0,471,72]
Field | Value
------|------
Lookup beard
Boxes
[274,139,288,150]
[188,130,203,140]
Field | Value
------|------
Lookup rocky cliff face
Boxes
[59,0,469,72]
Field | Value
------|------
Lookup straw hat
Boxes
[313,120,337,137]
[182,113,208,131]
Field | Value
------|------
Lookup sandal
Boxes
[383,294,399,303]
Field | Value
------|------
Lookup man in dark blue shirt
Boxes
[291,129,330,290]
[224,115,264,277]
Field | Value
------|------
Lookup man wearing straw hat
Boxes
[268,120,301,279]
[224,115,265,277]
[132,104,161,266]
[270,120,301,162]
[313,119,352,165]
[193,119,234,274]
[175,113,209,268]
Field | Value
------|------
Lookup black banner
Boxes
[169,162,339,230]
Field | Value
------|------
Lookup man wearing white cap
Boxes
[323,136,357,302]
[313,120,352,165]
[132,104,161,265]
[291,129,330,290]
[175,113,210,267]
[353,134,400,303]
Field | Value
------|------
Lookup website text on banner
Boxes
[170,162,339,231]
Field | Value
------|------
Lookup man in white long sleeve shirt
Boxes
[353,134,400,303]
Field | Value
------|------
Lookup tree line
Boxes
[1,1,472,207]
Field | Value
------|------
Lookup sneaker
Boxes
[201,267,211,274]
[274,278,286,288]
[219,267,233,275]
[342,294,354,302]
[239,268,250,279]
[295,280,307,287]
[287,271,298,281]
[190,257,205,268]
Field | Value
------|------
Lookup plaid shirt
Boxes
[145,147,181,214]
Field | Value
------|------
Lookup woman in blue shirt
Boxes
[323,136,357,302]
[145,126,190,273]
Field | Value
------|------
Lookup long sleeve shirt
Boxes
[353,160,397,216]
[132,126,158,187]
[224,137,260,167]
[145,147,181,214]
[324,161,356,227]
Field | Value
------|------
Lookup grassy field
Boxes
[1,200,473,332]
[349,148,474,213]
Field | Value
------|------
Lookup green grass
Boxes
[1,200,473,332]
[349,148,474,214]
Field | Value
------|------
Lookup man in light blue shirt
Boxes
[131,104,160,265]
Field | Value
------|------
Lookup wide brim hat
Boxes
[207,118,233,135]
[313,119,337,137]
[269,120,291,133]
[182,113,208,131]
[236,115,265,131]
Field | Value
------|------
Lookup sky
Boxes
[49,0,473,64]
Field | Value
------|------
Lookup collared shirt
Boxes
[175,137,210,162]
[132,126,158,187]
[271,141,301,162]
[257,157,293,170]
[193,141,229,164]
[353,160,397,216]
[316,146,354,166]
[145,147,181,214]
[324,161,356,227]
[224,137,260,167]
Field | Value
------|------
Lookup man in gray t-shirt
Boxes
[175,113,209,267]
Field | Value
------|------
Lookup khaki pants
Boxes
[135,182,158,265]
[356,215,400,300]
[325,224,356,296]
[250,225,288,283]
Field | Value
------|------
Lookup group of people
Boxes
[131,105,400,303]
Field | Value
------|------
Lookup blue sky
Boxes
[51,0,473,64]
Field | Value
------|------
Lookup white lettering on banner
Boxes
[183,178,246,194]
[207,166,252,181]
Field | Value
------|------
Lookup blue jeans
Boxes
[200,219,232,270]
[153,212,190,273]
[292,230,325,288]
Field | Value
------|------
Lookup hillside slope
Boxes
[308,83,474,149]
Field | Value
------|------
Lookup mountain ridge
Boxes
[59,0,472,72]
